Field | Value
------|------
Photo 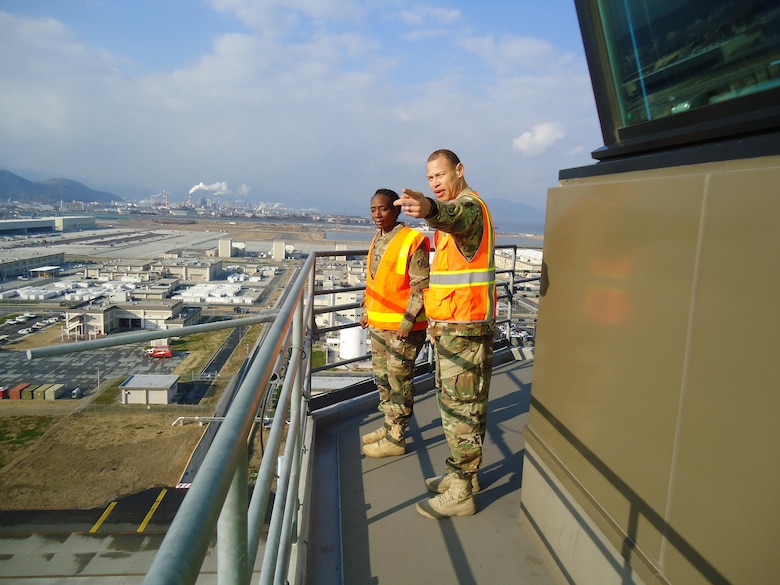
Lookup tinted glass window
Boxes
[596,0,780,126]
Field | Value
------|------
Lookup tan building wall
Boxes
[122,387,174,405]
[54,216,96,231]
[524,155,780,585]
[65,300,190,336]
[273,241,287,261]
[158,260,222,282]
[120,375,179,405]
[0,251,65,279]
[218,239,233,258]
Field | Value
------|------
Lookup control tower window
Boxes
[578,0,780,158]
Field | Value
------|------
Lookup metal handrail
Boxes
[25,311,278,359]
[139,253,314,585]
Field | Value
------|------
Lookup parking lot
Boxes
[0,315,185,407]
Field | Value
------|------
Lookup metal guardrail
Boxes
[24,243,539,584]
[25,311,278,359]
[139,253,312,585]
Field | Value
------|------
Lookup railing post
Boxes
[507,246,517,344]
[307,262,316,336]
[273,293,306,584]
[218,440,249,585]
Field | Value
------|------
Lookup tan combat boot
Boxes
[416,474,476,518]
[362,424,405,458]
[361,423,389,445]
[425,472,481,494]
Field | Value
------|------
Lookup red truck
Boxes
[144,346,172,358]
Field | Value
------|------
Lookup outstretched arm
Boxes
[395,188,434,219]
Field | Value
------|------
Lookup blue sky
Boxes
[0,0,601,215]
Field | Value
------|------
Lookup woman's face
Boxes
[370,193,400,233]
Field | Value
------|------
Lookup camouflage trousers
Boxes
[432,332,494,476]
[368,326,427,425]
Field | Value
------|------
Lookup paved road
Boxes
[0,487,219,583]
[0,487,188,537]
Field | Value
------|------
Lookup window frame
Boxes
[574,0,780,161]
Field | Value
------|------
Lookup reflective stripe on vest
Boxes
[365,226,429,331]
[395,227,423,275]
[424,193,496,323]
[429,268,496,287]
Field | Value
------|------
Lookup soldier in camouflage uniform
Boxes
[397,149,496,518]
[360,189,430,458]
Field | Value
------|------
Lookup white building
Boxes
[120,374,180,405]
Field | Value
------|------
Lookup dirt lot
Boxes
[117,216,331,243]
[0,411,205,510]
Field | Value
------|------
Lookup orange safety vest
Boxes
[424,194,496,323]
[365,226,430,331]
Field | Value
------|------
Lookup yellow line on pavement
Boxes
[137,488,168,533]
[90,501,117,533]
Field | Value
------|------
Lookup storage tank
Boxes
[339,327,367,361]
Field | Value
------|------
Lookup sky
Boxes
[0,0,602,215]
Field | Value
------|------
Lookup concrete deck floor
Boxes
[308,348,558,585]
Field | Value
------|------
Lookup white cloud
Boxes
[0,6,601,212]
[397,7,461,27]
[513,123,566,156]
[460,35,560,73]
[207,0,365,33]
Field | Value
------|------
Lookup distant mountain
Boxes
[487,197,545,220]
[0,170,123,205]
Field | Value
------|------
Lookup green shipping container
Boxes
[34,384,53,400]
